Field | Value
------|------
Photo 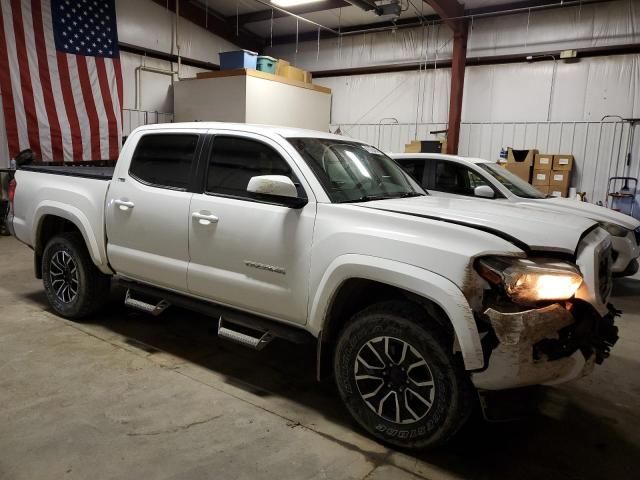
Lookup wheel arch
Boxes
[309,255,484,379]
[33,203,111,277]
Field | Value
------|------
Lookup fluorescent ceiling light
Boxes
[271,0,324,8]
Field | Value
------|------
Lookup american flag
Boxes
[0,0,123,162]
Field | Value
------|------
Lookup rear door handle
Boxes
[192,211,219,225]
[114,199,135,211]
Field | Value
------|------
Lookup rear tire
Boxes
[333,300,473,449]
[42,232,111,319]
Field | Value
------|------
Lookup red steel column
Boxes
[446,20,468,155]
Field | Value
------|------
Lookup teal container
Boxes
[256,56,278,74]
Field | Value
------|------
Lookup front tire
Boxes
[333,300,473,449]
[42,232,111,319]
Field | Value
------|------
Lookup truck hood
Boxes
[360,195,598,253]
[516,197,640,231]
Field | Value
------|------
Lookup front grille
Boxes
[598,246,613,303]
[635,226,640,245]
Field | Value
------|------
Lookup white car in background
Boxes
[391,153,640,277]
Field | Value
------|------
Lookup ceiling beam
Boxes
[150,0,264,52]
[422,0,464,32]
[234,0,349,25]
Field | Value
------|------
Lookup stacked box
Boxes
[532,169,551,186]
[507,149,574,197]
[505,148,537,183]
[534,153,553,170]
[549,168,572,197]
[530,154,574,197]
[405,140,445,154]
[273,59,312,84]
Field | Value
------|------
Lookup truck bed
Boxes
[20,165,115,180]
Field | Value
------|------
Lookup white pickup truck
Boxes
[7,123,619,449]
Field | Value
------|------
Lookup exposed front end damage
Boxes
[472,301,619,390]
[470,226,619,390]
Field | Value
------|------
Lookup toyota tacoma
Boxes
[6,123,619,448]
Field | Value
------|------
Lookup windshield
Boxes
[287,138,426,203]
[478,163,545,199]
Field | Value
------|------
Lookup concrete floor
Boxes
[1,235,639,480]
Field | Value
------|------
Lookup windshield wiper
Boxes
[339,192,425,203]
[339,194,389,203]
[390,192,426,198]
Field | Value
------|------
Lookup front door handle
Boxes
[192,211,219,226]
[114,199,135,211]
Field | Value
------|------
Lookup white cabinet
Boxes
[173,69,331,131]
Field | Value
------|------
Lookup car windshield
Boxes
[478,163,546,199]
[287,138,426,203]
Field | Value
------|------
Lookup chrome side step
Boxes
[124,289,170,316]
[217,316,273,350]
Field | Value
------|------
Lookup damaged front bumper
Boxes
[471,302,619,390]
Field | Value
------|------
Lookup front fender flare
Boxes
[308,254,484,370]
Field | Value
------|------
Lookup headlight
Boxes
[600,222,629,237]
[476,256,583,305]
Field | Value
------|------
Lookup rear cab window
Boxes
[129,134,199,190]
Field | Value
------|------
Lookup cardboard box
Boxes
[507,148,538,167]
[281,65,308,82]
[536,185,568,197]
[503,162,532,183]
[405,141,421,153]
[535,185,551,196]
[534,154,553,170]
[549,187,568,198]
[275,59,290,76]
[404,140,444,154]
[532,169,551,186]
[549,170,570,186]
[549,170,571,196]
[553,154,574,171]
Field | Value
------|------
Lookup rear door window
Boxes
[129,134,199,190]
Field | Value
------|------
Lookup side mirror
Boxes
[247,175,308,208]
[474,185,495,199]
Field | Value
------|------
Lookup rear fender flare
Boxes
[33,202,111,274]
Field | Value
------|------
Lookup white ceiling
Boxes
[197,1,562,37]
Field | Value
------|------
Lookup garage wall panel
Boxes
[316,54,640,125]
[116,0,239,67]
